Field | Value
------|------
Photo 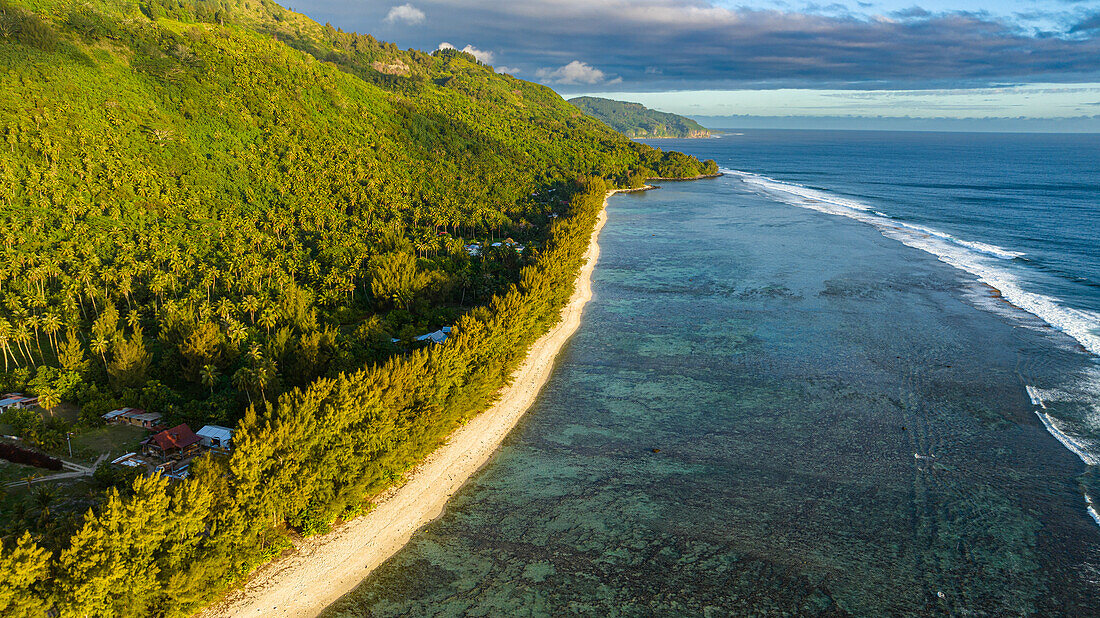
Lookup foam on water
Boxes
[1088,493,1100,528]
[727,169,1100,357]
[730,169,1100,519]
[1026,385,1047,409]
[1035,411,1100,466]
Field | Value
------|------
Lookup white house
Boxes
[196,425,235,451]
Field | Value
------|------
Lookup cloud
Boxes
[385,3,425,25]
[536,61,610,85]
[495,66,522,75]
[1070,12,1100,33]
[436,42,494,64]
[459,44,494,64]
[291,0,1100,90]
[891,6,931,20]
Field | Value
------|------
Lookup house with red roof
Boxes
[142,424,202,460]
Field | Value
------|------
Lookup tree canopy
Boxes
[0,0,716,614]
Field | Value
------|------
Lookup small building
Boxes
[196,425,234,452]
[0,394,38,410]
[415,326,452,345]
[489,239,524,253]
[103,407,162,430]
[464,243,481,256]
[142,424,202,460]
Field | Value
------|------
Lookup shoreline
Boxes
[195,190,623,618]
[647,172,724,181]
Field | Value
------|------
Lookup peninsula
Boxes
[569,96,713,138]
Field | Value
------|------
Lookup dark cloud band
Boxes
[291,1,1100,90]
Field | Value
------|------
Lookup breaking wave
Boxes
[729,169,1100,529]
[727,170,1100,357]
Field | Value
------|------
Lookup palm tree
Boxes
[90,335,109,370]
[216,298,234,321]
[26,315,43,360]
[253,363,270,404]
[200,364,219,397]
[37,387,59,419]
[117,273,133,310]
[258,308,277,334]
[13,322,34,366]
[32,484,57,522]
[126,309,141,332]
[42,311,62,357]
[246,342,263,365]
[242,295,260,324]
[232,367,254,404]
[0,318,13,370]
[226,320,247,349]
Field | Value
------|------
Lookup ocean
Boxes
[324,130,1100,616]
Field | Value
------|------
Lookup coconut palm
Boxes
[200,364,219,396]
[241,295,260,324]
[42,311,62,357]
[0,318,13,370]
[126,309,141,332]
[232,367,254,404]
[90,335,109,370]
[258,308,277,334]
[37,387,59,419]
[246,341,263,365]
[26,315,43,360]
[13,322,34,366]
[32,484,57,521]
[226,320,247,347]
[253,363,271,404]
[216,298,234,321]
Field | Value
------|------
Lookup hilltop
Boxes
[569,96,712,138]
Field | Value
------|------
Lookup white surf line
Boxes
[1025,385,1048,409]
[1087,493,1100,529]
[1034,411,1100,467]
[1028,384,1100,530]
[727,169,1100,529]
[727,168,1100,358]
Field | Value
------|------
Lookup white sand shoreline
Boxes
[195,191,620,618]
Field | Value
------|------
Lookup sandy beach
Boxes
[195,192,615,618]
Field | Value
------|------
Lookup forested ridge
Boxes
[0,0,717,615]
[569,96,712,139]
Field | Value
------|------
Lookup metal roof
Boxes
[196,425,234,442]
[148,424,201,451]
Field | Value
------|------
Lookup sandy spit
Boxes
[196,192,618,618]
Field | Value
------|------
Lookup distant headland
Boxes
[569,96,712,139]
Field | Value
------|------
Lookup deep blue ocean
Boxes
[325,130,1100,616]
[692,130,1100,474]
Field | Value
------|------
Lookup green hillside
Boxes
[0,1,717,615]
[569,96,712,138]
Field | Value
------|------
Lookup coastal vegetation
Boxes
[0,0,715,614]
[569,96,712,139]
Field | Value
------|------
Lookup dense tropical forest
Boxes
[0,0,717,615]
[569,96,712,139]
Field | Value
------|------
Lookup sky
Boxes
[286,0,1100,130]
